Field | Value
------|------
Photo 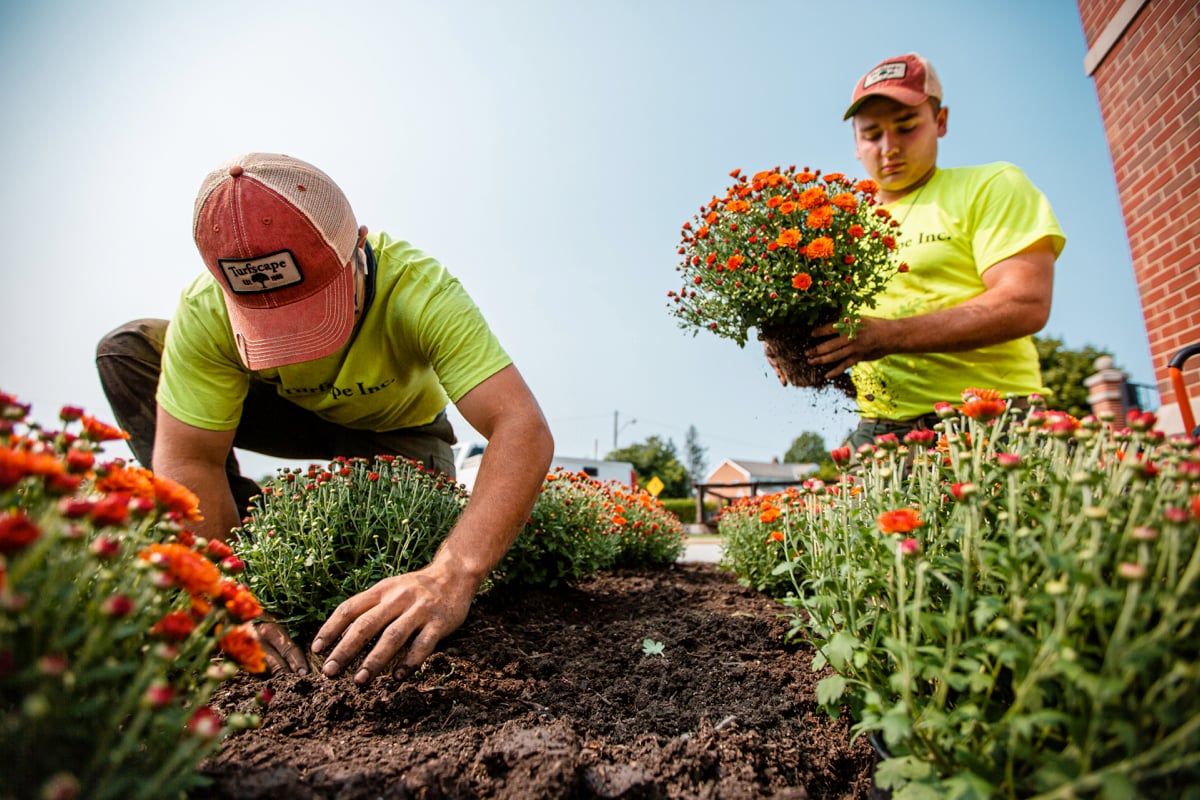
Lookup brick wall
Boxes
[1077,0,1200,432]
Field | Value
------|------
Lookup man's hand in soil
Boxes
[256,620,312,676]
[310,562,476,685]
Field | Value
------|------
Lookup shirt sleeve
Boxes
[969,163,1066,275]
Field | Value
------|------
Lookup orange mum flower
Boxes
[961,388,1002,402]
[151,474,203,521]
[725,254,745,271]
[779,200,798,215]
[775,228,802,249]
[759,504,781,523]
[224,587,264,623]
[218,625,266,674]
[792,273,813,290]
[877,508,922,534]
[855,179,879,194]
[848,224,865,238]
[141,543,222,599]
[806,237,835,259]
[95,464,155,499]
[766,196,784,209]
[80,415,129,443]
[830,192,859,213]
[798,186,828,209]
[725,199,750,213]
[805,205,834,229]
[960,399,1008,421]
[768,531,785,543]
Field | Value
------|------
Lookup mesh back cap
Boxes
[193,153,359,370]
[844,53,943,120]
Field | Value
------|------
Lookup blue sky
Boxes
[0,0,1153,478]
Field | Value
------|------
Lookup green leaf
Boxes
[1098,773,1136,800]
[816,674,847,707]
[826,631,857,671]
[875,754,934,790]
[641,638,665,656]
[880,705,912,748]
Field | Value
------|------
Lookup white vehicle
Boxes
[451,441,637,493]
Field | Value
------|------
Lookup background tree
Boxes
[784,431,828,464]
[1034,335,1112,419]
[607,436,691,498]
[684,425,708,484]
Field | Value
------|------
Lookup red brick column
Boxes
[1076,0,1200,434]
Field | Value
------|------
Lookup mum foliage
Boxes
[234,460,686,637]
[721,394,1200,797]
[668,166,901,347]
[233,456,468,636]
[0,393,266,800]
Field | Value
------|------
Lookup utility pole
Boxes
[613,411,636,451]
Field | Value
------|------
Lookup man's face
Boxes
[852,95,948,201]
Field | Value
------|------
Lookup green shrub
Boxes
[657,497,719,525]
[607,485,687,567]
[233,456,467,637]
[777,397,1200,797]
[497,469,621,587]
[716,490,801,596]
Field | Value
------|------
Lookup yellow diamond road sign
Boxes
[645,476,664,497]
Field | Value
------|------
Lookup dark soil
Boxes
[195,562,878,800]
[758,323,856,399]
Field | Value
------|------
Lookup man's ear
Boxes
[936,106,949,138]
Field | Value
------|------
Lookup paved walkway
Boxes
[681,536,722,563]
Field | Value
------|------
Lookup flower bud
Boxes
[101,594,134,618]
[1117,562,1147,580]
[187,707,224,739]
[143,681,175,708]
[950,482,977,500]
[39,771,81,800]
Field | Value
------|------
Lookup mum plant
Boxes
[0,393,267,800]
[498,468,686,587]
[745,393,1200,798]
[233,455,468,637]
[668,166,902,391]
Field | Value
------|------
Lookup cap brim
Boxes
[224,260,356,370]
[844,87,933,120]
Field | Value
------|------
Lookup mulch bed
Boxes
[195,562,878,799]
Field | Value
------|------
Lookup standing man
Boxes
[97,152,554,684]
[769,53,1066,447]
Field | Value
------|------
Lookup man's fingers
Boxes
[351,612,420,684]
[395,629,442,680]
[312,590,377,656]
[256,622,310,676]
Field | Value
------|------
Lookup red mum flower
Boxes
[0,510,40,555]
[150,610,196,642]
[791,273,813,290]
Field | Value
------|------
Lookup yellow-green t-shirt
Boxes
[158,232,512,432]
[851,163,1066,420]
